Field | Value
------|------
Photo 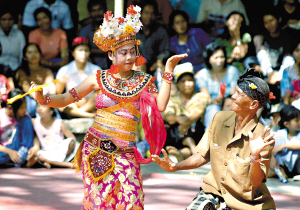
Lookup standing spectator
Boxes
[127,0,173,26]
[215,11,257,73]
[254,9,295,84]
[0,8,25,79]
[169,10,211,74]
[55,37,100,118]
[22,0,74,41]
[29,7,69,74]
[136,0,170,75]
[163,63,209,162]
[79,0,107,69]
[196,42,239,130]
[15,43,56,117]
[0,89,37,167]
[196,0,249,39]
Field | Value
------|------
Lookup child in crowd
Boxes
[268,103,286,134]
[0,74,13,107]
[269,105,300,182]
[0,89,36,167]
[30,103,77,169]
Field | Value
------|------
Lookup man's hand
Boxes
[249,126,275,158]
[151,149,178,172]
[8,149,21,163]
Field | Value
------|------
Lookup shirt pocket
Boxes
[229,153,251,190]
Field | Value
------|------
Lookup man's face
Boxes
[231,86,254,114]
[263,14,279,34]
[90,4,105,24]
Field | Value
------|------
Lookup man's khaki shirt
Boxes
[196,111,276,210]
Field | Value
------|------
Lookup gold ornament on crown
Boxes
[93,5,143,52]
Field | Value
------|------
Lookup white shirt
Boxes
[22,0,73,29]
[196,0,249,24]
[56,60,101,98]
[0,27,25,71]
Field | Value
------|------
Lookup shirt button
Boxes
[223,190,226,194]
[221,177,225,181]
[224,162,227,166]
[227,147,231,151]
[187,48,190,52]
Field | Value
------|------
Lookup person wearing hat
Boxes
[28,5,187,209]
[163,62,209,162]
[153,68,276,209]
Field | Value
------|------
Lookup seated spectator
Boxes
[195,42,240,130]
[169,10,211,74]
[79,0,107,69]
[29,7,69,74]
[56,37,100,118]
[127,0,173,26]
[269,105,300,181]
[136,0,170,75]
[163,63,209,162]
[276,0,300,42]
[254,8,295,84]
[281,41,300,104]
[0,75,13,107]
[0,8,26,80]
[221,94,233,111]
[0,89,37,167]
[15,43,56,117]
[22,0,74,40]
[196,0,249,40]
[268,103,286,134]
[29,104,76,169]
[215,11,257,72]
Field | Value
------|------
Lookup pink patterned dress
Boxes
[76,70,158,210]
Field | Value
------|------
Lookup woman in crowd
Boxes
[55,37,100,118]
[163,63,208,162]
[29,7,69,73]
[196,42,240,130]
[15,43,56,117]
[215,11,257,72]
[169,10,211,74]
[30,6,187,209]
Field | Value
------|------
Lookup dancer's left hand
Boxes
[165,53,188,73]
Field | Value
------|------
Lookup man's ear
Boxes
[108,51,113,61]
[250,100,260,110]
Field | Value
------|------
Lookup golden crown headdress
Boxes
[93,5,143,52]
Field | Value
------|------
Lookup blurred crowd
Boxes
[0,0,300,182]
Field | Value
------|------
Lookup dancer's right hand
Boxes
[151,149,178,172]
[30,81,44,103]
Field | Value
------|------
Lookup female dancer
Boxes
[30,5,186,209]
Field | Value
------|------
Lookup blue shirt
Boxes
[274,128,300,172]
[22,0,73,29]
[195,65,240,99]
[170,28,211,73]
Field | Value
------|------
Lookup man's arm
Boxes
[152,149,209,172]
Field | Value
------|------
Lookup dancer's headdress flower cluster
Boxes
[93,5,143,52]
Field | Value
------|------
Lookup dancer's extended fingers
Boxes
[151,154,162,164]
[161,149,170,160]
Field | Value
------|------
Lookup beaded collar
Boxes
[97,70,155,102]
